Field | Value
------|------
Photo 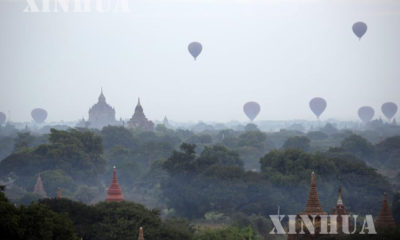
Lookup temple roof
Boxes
[299,172,327,215]
[106,166,123,202]
[375,193,396,229]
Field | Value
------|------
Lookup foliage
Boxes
[40,198,194,240]
[193,226,258,240]
[282,136,311,152]
[0,128,105,189]
[0,187,78,240]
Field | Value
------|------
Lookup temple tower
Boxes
[138,227,144,240]
[57,187,62,199]
[331,184,349,234]
[288,172,327,239]
[127,98,154,131]
[88,89,117,129]
[33,174,47,198]
[299,172,327,216]
[375,193,396,229]
[106,166,123,202]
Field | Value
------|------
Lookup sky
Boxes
[0,0,399,123]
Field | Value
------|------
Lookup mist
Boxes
[0,0,399,123]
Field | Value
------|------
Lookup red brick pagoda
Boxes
[375,193,396,229]
[106,166,123,202]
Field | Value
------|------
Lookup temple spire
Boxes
[33,174,47,198]
[57,187,62,199]
[106,166,123,202]
[375,193,396,229]
[337,183,343,206]
[98,88,106,103]
[138,227,144,240]
[300,171,326,215]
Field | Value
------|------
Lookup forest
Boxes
[1,121,400,239]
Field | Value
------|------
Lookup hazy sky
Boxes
[0,0,399,123]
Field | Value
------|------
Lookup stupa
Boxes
[106,166,123,202]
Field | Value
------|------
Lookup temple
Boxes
[288,172,327,239]
[57,187,62,199]
[138,227,144,240]
[375,193,397,229]
[163,116,170,128]
[33,174,47,198]
[88,89,117,129]
[106,166,123,202]
[331,184,349,234]
[299,172,327,216]
[127,98,154,131]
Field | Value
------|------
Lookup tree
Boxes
[101,126,138,150]
[282,136,311,152]
[340,134,375,163]
[41,198,193,240]
[0,186,78,240]
[376,136,400,169]
[0,128,105,189]
[393,192,400,225]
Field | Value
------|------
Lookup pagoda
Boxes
[127,98,154,131]
[299,172,327,216]
[33,174,47,198]
[88,89,117,129]
[57,187,62,199]
[331,184,349,234]
[106,166,123,202]
[288,172,327,239]
[375,193,396,229]
[138,227,144,240]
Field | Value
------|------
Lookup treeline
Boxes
[0,124,400,239]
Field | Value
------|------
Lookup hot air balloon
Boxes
[352,22,367,40]
[31,108,48,124]
[309,97,327,119]
[243,102,260,121]
[0,112,6,126]
[381,102,398,121]
[358,106,374,122]
[188,42,202,60]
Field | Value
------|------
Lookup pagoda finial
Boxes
[337,182,343,206]
[138,227,144,240]
[138,98,141,106]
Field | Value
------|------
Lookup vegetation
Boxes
[0,123,400,239]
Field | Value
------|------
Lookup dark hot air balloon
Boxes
[358,106,374,122]
[0,112,6,126]
[309,97,327,119]
[243,102,260,121]
[31,108,48,124]
[352,22,367,40]
[188,42,202,60]
[381,102,398,121]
